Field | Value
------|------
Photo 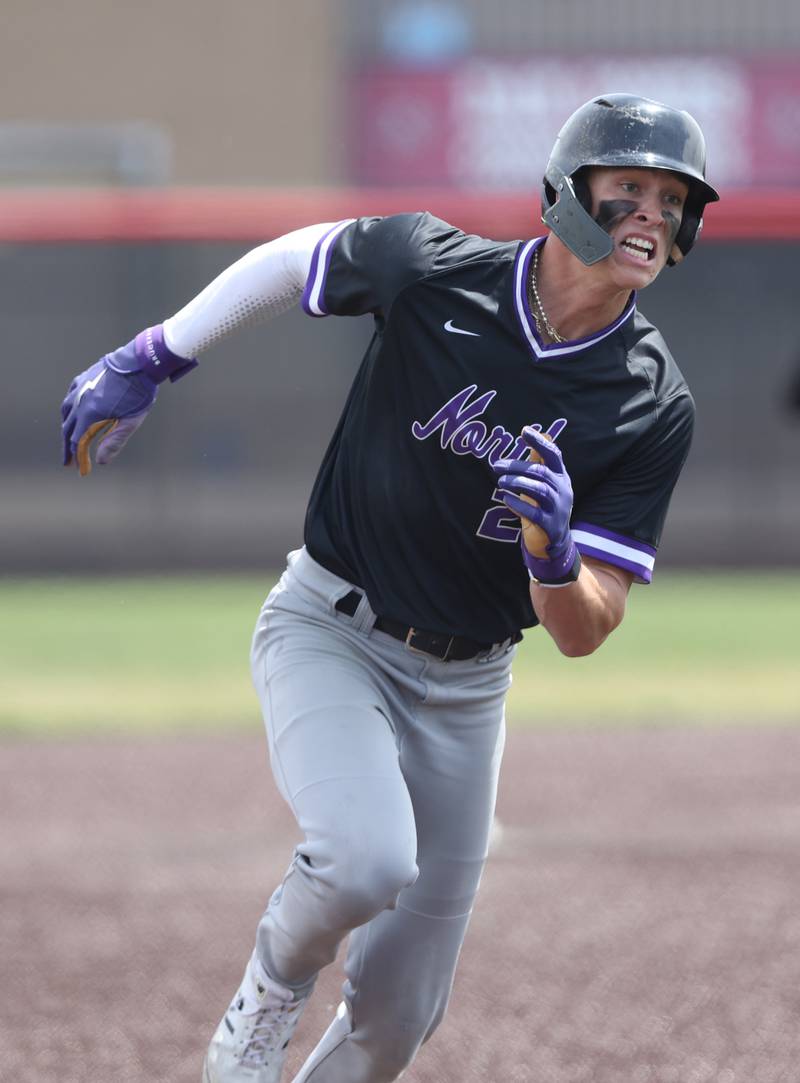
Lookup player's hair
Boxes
[541,93,720,267]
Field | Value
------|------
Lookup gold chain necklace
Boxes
[528,247,566,344]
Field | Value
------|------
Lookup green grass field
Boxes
[1,572,798,735]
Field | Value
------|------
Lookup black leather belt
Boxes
[335,589,521,662]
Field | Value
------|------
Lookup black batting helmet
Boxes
[541,93,720,266]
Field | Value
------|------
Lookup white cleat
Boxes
[203,952,310,1083]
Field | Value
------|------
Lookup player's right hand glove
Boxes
[60,325,197,476]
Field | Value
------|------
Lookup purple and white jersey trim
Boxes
[302,219,356,317]
[514,237,636,360]
[571,521,657,583]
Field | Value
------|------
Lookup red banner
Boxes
[352,55,800,190]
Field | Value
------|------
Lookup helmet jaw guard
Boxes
[541,94,720,267]
[541,171,614,266]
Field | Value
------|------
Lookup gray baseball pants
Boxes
[249,548,515,1082]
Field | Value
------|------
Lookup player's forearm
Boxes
[531,559,628,657]
[162,222,337,358]
[60,221,340,474]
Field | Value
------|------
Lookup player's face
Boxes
[585,167,690,289]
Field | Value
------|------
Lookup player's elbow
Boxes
[551,609,623,657]
[554,631,607,658]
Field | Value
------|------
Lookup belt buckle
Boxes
[405,627,454,662]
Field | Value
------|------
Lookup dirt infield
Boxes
[4,726,800,1083]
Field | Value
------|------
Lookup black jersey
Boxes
[300,214,694,643]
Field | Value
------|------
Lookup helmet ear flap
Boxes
[541,177,557,218]
[541,168,615,265]
[668,184,705,266]
[541,169,592,223]
[571,168,593,215]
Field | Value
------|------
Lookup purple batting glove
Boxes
[492,426,581,586]
[60,325,198,476]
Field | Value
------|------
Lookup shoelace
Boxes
[240,997,305,1068]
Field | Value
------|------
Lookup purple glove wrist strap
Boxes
[521,536,581,585]
[106,324,198,385]
[133,325,198,384]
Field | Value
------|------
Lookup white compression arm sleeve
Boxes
[162,222,337,358]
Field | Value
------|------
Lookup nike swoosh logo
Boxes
[444,319,480,337]
[76,367,107,405]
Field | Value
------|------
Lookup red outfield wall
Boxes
[0,188,798,244]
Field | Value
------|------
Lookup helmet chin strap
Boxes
[541,170,614,266]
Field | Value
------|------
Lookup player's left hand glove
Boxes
[60,325,198,476]
[492,426,581,586]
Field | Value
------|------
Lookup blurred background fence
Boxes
[2,0,799,573]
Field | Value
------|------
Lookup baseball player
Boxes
[60,94,718,1083]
